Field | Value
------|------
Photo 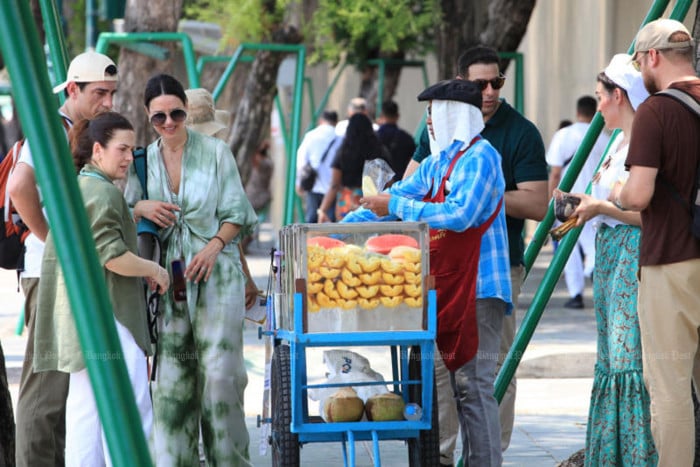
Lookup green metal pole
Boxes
[376,60,386,121]
[304,76,316,123]
[495,0,675,403]
[305,61,348,134]
[0,2,150,464]
[38,0,69,92]
[86,0,97,49]
[95,32,200,88]
[285,46,306,225]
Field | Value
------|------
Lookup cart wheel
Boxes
[271,344,300,466]
[407,345,441,467]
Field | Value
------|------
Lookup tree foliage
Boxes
[183,0,290,47]
[309,0,438,67]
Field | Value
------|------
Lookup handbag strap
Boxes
[318,137,336,165]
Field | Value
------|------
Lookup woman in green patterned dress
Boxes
[569,54,656,466]
[126,74,257,466]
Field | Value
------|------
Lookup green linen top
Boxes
[33,164,152,373]
[412,99,547,265]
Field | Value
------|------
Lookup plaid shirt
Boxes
[343,139,512,311]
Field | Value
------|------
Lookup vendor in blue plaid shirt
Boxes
[343,78,511,466]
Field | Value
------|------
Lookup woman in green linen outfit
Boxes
[125,74,257,466]
[33,112,170,465]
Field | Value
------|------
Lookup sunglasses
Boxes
[631,51,648,72]
[150,109,187,126]
[471,74,506,91]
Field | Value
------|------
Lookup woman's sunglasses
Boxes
[471,75,506,91]
[150,109,187,126]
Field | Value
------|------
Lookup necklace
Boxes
[162,141,186,153]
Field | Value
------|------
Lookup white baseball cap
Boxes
[52,51,118,94]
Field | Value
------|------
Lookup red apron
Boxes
[425,140,502,371]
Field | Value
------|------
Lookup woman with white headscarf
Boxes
[567,54,655,466]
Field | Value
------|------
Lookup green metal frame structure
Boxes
[2,1,694,464]
[0,1,151,465]
[209,43,307,226]
[95,31,200,88]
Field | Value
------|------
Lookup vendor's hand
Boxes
[360,194,391,217]
[185,243,221,283]
[571,193,600,225]
[245,278,258,310]
[317,209,331,223]
[135,200,180,228]
[149,264,170,295]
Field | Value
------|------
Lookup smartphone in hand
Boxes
[171,258,187,302]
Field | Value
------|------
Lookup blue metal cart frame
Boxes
[262,249,438,466]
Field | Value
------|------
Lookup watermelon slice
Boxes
[365,234,419,254]
[307,236,346,249]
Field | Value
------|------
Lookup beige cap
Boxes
[184,88,231,137]
[52,51,118,93]
[633,19,694,59]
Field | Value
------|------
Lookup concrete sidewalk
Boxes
[1,222,597,466]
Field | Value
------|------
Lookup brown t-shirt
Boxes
[626,80,700,266]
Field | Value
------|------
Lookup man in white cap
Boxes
[8,51,118,467]
[614,18,700,465]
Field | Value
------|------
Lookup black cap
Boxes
[417,79,482,109]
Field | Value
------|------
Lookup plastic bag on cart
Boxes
[309,349,388,420]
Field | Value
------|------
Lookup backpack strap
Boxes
[655,88,700,212]
[658,88,700,117]
[133,147,148,197]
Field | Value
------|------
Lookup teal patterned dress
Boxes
[126,129,257,466]
[584,136,656,466]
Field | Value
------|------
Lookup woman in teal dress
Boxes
[125,74,257,466]
[34,112,170,465]
[569,54,656,465]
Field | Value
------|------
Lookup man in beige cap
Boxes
[613,18,700,465]
[8,50,118,467]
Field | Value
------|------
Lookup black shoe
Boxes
[564,294,584,309]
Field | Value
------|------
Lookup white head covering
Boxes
[428,100,485,156]
[603,53,649,111]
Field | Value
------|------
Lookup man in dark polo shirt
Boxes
[404,45,548,465]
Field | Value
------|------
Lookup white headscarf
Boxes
[428,100,485,156]
[604,53,649,111]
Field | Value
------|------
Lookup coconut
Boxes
[364,392,405,421]
[322,387,365,422]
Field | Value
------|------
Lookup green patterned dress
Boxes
[126,129,257,466]
[584,136,656,466]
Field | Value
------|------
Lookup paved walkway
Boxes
[1,223,597,466]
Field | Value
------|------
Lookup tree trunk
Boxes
[435,0,535,79]
[227,24,302,183]
[0,341,15,467]
[116,0,184,147]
